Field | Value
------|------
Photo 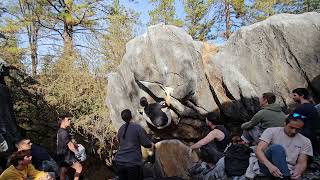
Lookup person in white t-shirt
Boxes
[256,112,313,180]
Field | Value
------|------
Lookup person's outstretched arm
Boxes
[138,126,153,148]
[190,129,224,149]
[241,111,263,130]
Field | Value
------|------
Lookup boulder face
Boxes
[106,12,320,139]
[106,25,216,138]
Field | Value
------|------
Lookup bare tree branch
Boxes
[46,0,61,13]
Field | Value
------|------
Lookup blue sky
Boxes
[119,0,186,34]
[119,0,230,44]
[120,0,186,24]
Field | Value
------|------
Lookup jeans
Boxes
[258,144,291,177]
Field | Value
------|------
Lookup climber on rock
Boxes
[140,95,173,129]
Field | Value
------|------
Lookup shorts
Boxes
[57,154,77,167]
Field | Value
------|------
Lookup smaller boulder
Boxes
[153,140,198,179]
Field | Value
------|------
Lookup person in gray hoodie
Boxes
[241,92,286,144]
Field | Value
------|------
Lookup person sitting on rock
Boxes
[0,150,54,180]
[291,88,320,154]
[256,111,313,179]
[241,92,286,144]
[114,109,154,180]
[190,112,230,164]
[140,96,172,129]
[16,138,59,176]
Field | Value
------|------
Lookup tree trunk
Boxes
[30,21,38,77]
[30,43,37,77]
[306,0,310,12]
[63,0,74,56]
[225,0,231,39]
[63,23,74,56]
[21,0,39,77]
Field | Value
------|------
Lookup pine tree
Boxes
[103,0,139,71]
[149,0,183,26]
[37,0,101,56]
[17,0,42,77]
[183,0,216,40]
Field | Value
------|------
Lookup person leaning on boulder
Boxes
[113,109,154,180]
[256,111,313,180]
[241,92,286,144]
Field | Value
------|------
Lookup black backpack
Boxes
[224,144,252,176]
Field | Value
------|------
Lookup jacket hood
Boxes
[262,104,283,112]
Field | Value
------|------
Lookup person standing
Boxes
[57,115,82,180]
[114,109,154,180]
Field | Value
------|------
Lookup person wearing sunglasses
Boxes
[291,88,320,154]
[256,112,313,180]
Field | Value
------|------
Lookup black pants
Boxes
[200,143,224,164]
[116,165,142,180]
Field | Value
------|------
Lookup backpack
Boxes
[224,144,252,176]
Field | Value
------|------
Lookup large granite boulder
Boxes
[209,12,320,118]
[106,12,320,139]
[106,25,216,139]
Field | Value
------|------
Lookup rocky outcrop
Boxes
[106,25,215,139]
[106,12,320,139]
[152,140,197,179]
[209,12,320,118]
